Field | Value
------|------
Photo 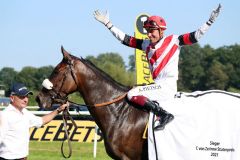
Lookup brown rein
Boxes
[59,92,127,158]
[94,92,127,107]
[67,92,128,108]
[55,61,128,158]
[61,109,77,158]
[66,59,128,108]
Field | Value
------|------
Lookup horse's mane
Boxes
[71,54,130,91]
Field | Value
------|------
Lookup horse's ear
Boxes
[61,46,71,60]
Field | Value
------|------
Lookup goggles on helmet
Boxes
[143,16,167,30]
[143,20,159,29]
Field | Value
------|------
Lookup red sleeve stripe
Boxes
[149,35,174,65]
[152,44,178,79]
[129,37,137,48]
[182,33,193,45]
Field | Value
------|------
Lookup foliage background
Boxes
[1,44,240,105]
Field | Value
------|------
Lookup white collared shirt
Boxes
[0,104,43,159]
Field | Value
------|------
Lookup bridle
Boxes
[45,88,68,104]
[42,58,127,158]
[45,59,77,105]
[46,58,127,108]
[42,59,80,158]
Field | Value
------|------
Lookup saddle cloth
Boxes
[148,90,240,160]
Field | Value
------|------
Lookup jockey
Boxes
[94,4,221,130]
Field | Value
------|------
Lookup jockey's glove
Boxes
[207,3,222,25]
[94,10,113,29]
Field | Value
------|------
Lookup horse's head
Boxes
[36,46,129,110]
[36,46,80,109]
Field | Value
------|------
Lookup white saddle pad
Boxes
[148,90,240,160]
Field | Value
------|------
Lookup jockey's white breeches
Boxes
[127,79,177,103]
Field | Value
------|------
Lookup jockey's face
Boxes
[146,28,163,44]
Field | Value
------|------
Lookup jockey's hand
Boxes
[94,10,113,29]
[208,4,222,25]
[94,10,110,25]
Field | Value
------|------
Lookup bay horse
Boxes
[36,47,149,160]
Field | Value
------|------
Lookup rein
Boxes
[51,59,128,108]
[61,109,77,158]
[94,93,127,107]
[57,93,127,159]
[48,60,128,158]
[68,92,127,108]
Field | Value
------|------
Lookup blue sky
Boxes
[0,0,239,71]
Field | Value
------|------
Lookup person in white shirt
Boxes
[0,82,68,160]
[94,4,221,130]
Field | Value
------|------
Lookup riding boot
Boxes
[143,100,174,131]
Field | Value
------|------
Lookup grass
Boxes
[29,141,112,160]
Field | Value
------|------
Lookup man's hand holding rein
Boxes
[56,102,69,114]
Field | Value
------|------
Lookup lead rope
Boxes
[61,108,77,158]
[54,63,128,158]
[58,93,127,158]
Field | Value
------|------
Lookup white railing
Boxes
[0,106,90,115]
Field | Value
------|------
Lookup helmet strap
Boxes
[159,29,164,39]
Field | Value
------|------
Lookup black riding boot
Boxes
[144,100,174,131]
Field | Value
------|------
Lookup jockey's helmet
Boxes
[143,16,167,30]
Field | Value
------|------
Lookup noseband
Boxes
[46,88,68,104]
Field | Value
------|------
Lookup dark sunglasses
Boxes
[16,95,29,99]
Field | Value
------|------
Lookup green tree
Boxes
[215,45,240,90]
[35,66,54,89]
[0,67,18,95]
[178,44,205,91]
[1,43,239,101]
[128,54,135,72]
[204,61,229,90]
[16,67,38,90]
[86,52,135,86]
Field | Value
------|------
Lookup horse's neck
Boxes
[78,76,126,133]
[74,64,149,148]
[82,82,123,105]
[76,66,125,105]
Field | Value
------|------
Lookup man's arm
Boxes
[41,103,69,125]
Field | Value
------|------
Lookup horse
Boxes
[36,47,149,160]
